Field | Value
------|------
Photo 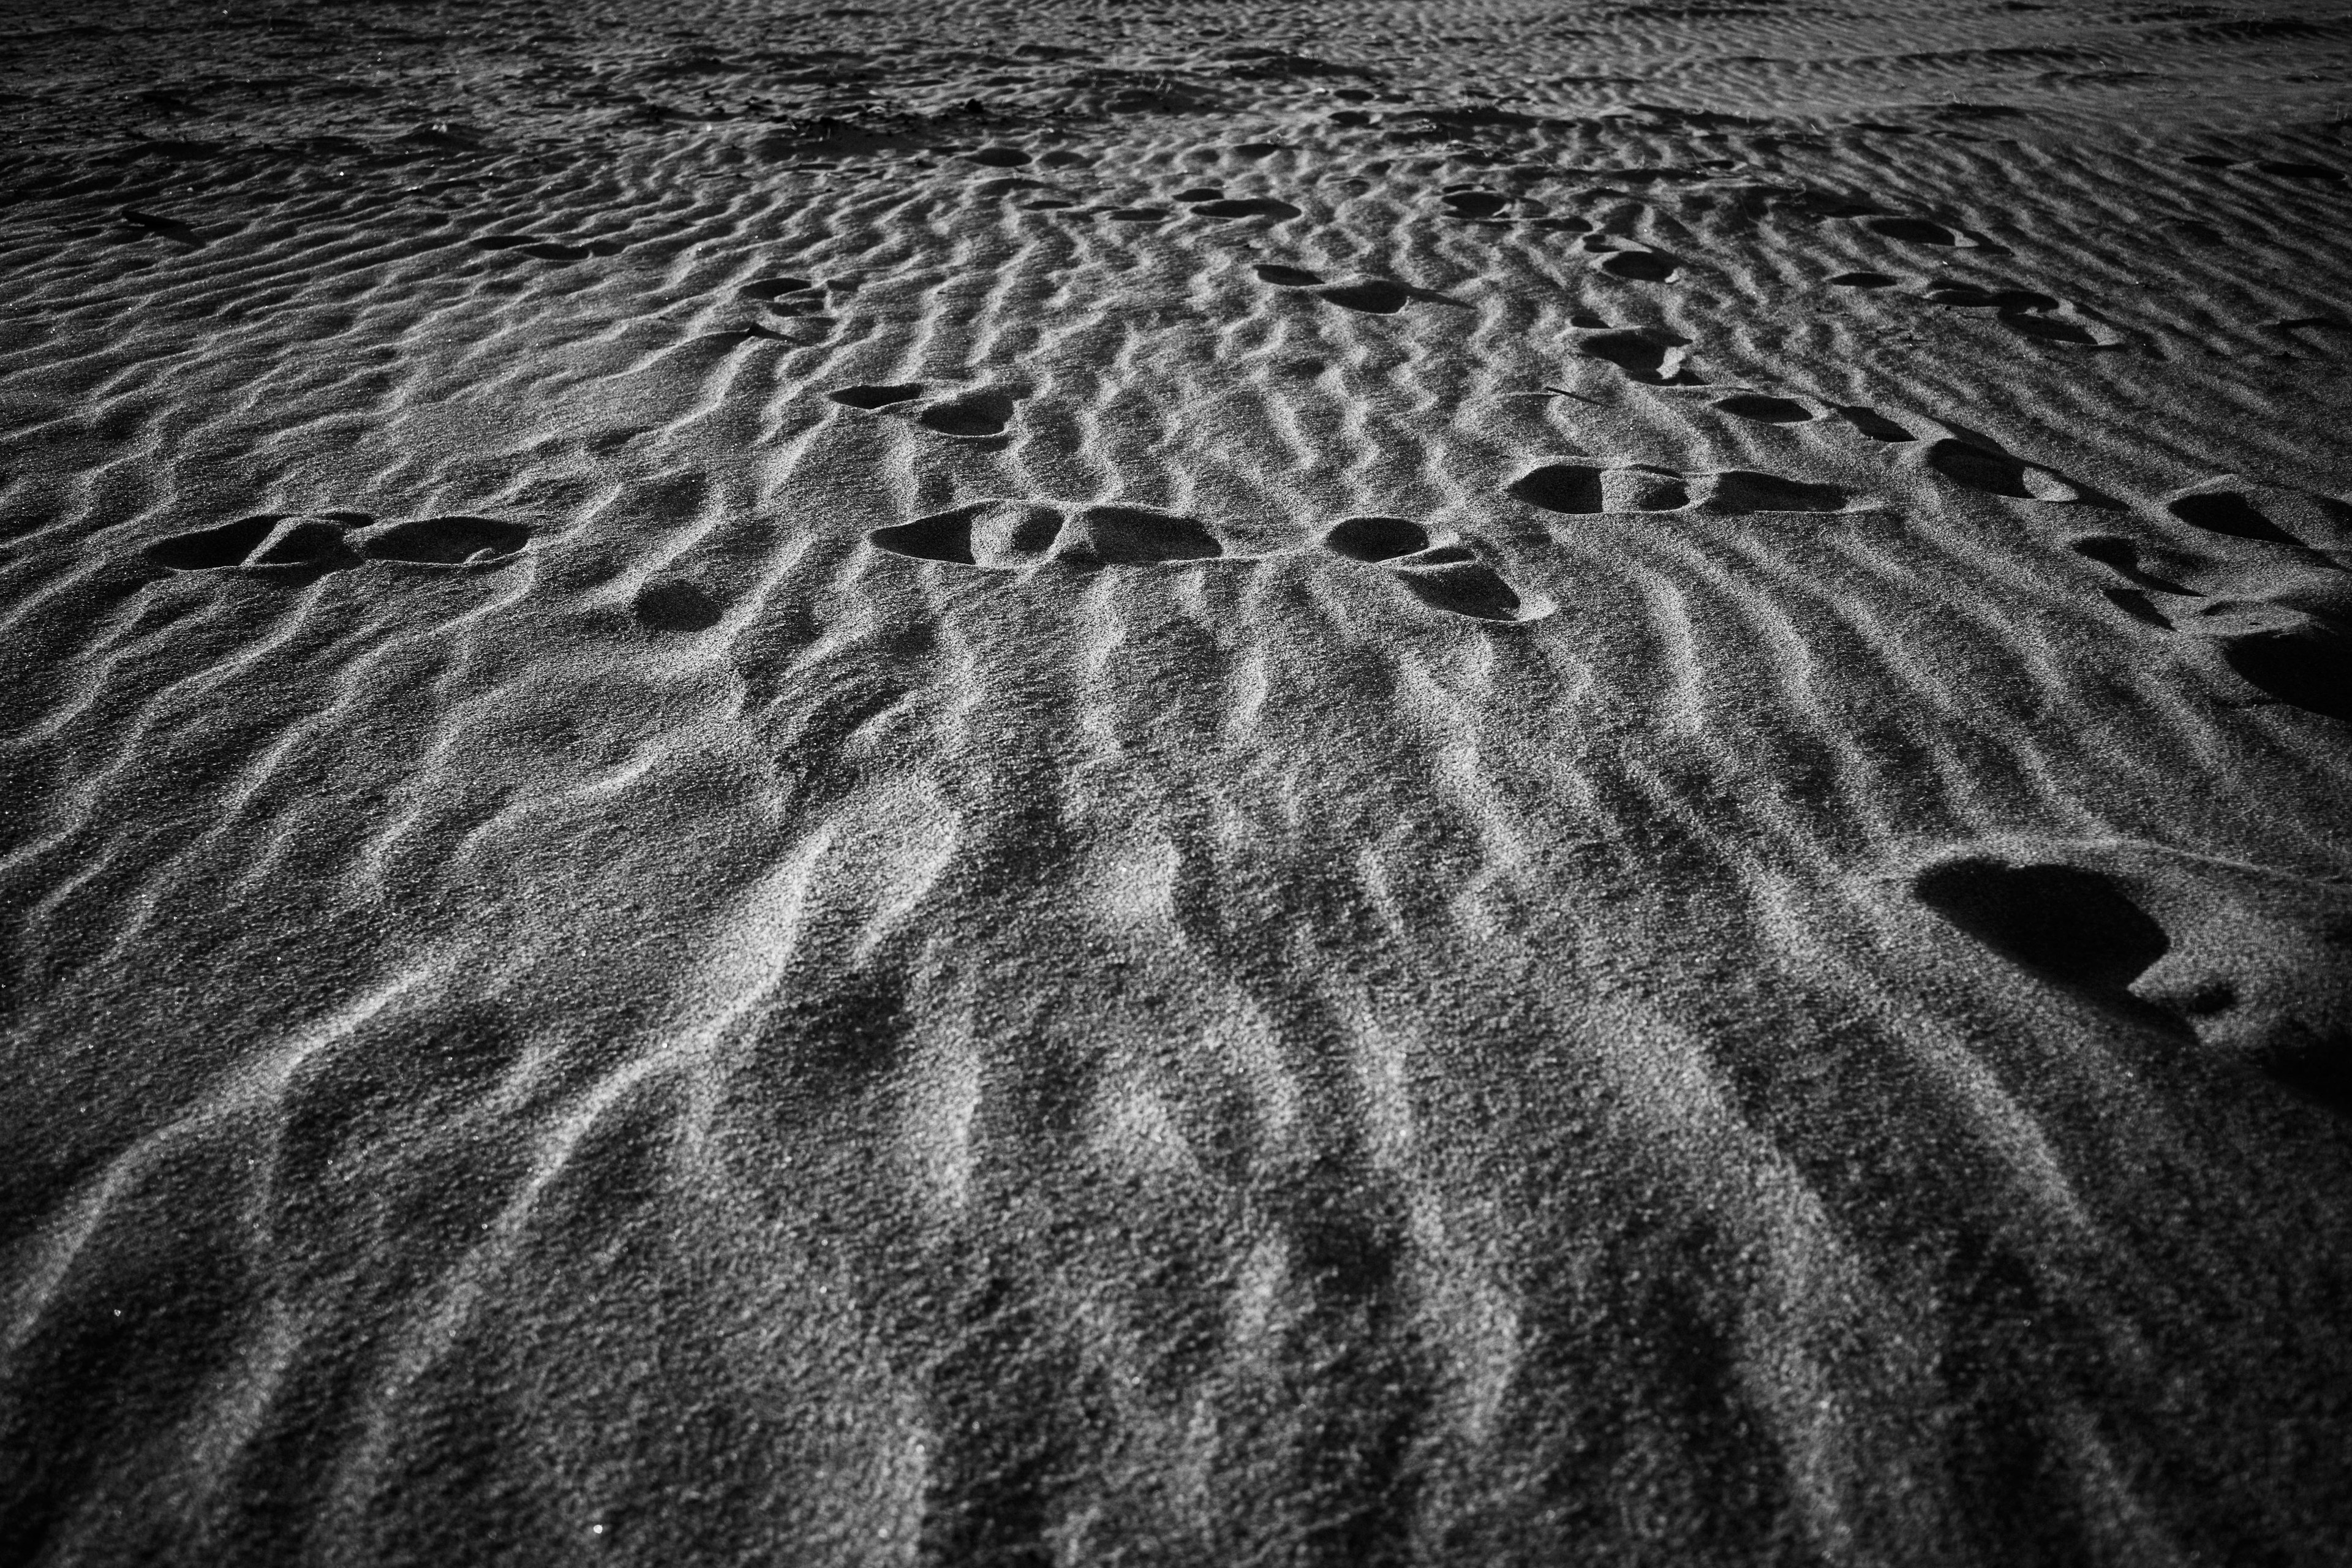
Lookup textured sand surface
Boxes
[5,1,2352,1562]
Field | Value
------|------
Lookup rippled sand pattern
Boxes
[4,1,2351,1562]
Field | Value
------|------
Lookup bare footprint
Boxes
[2076,484,2352,721]
[145,513,365,576]
[472,232,624,262]
[829,382,925,409]
[2162,477,2352,559]
[1507,462,1687,514]
[1594,248,1679,282]
[633,579,722,632]
[146,511,531,576]
[1575,328,1697,384]
[1318,277,1412,314]
[1441,189,1510,219]
[1507,462,1846,514]
[869,500,1224,571]
[1912,841,2352,1110]
[1318,516,1555,625]
[1255,263,1325,287]
[357,515,535,568]
[1713,392,1817,424]
[1835,404,1915,441]
[741,275,816,303]
[916,388,1020,439]
[1915,438,2081,502]
[1191,197,1300,220]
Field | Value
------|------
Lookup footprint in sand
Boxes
[1712,392,1818,424]
[829,382,925,409]
[1834,404,1916,441]
[1254,263,1325,287]
[144,512,534,577]
[1318,277,1413,313]
[916,387,1020,438]
[1320,515,1555,624]
[1910,437,2082,502]
[358,516,537,568]
[1919,280,2122,347]
[472,231,625,262]
[1711,391,1916,442]
[1912,842,2352,1110]
[1507,461,1853,515]
[827,383,1020,438]
[741,275,826,316]
[632,579,723,632]
[1573,328,1700,384]
[1441,188,1511,219]
[1592,246,1680,282]
[1856,215,1968,247]
[1189,195,1302,221]
[143,513,366,576]
[1286,274,1468,315]
[869,499,1227,571]
[2075,478,2352,720]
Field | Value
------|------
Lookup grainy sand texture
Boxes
[4,0,2351,1562]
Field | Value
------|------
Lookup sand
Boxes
[4,0,2351,1561]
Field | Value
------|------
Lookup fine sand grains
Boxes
[4,1,2352,1564]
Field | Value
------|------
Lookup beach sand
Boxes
[4,0,2351,1561]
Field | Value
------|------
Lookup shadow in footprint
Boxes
[918,388,1017,439]
[1064,505,1223,567]
[1442,189,1509,219]
[146,513,363,576]
[1509,463,1687,514]
[1319,278,1411,314]
[633,579,722,632]
[2223,629,2352,721]
[2165,480,2352,556]
[1321,518,1555,624]
[1920,438,2080,502]
[831,383,925,409]
[1193,197,1300,220]
[742,276,815,301]
[121,208,203,246]
[1714,393,1815,424]
[1836,405,1914,441]
[358,516,533,568]
[872,500,1052,568]
[1825,271,1898,288]
[1916,844,2352,1111]
[1914,858,2171,996]
[1865,216,1961,246]
[1596,249,1678,282]
[1324,516,1428,560]
[473,233,624,262]
[1576,329,1696,384]
[1256,263,1325,287]
[1509,464,1603,514]
[868,500,1222,572]
[2074,520,2352,721]
[1392,550,1555,624]
[1707,471,1849,513]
